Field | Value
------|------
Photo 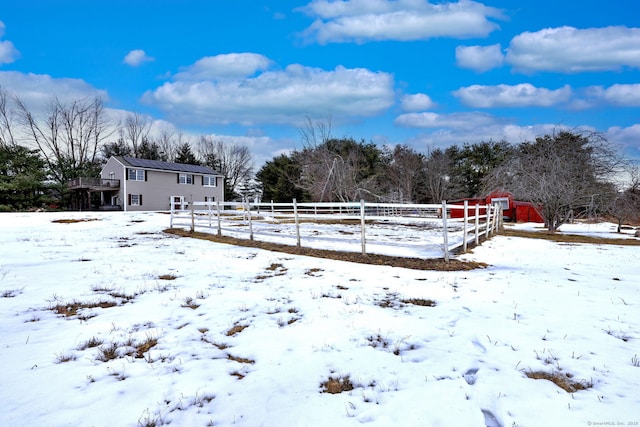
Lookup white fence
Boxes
[169,199,502,261]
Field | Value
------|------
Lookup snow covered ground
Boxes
[0,211,638,427]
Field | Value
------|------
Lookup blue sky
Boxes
[1,0,639,168]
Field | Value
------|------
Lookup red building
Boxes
[450,191,544,223]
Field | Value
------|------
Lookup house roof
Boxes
[115,156,222,175]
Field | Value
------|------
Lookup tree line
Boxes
[256,122,639,231]
[0,88,254,209]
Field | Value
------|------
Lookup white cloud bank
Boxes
[506,26,640,73]
[298,0,504,43]
[454,83,572,108]
[123,49,155,67]
[142,53,395,126]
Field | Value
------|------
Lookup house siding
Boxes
[100,157,224,212]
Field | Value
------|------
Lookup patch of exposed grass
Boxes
[52,300,118,318]
[226,324,249,337]
[502,227,640,246]
[135,336,159,359]
[158,274,178,280]
[227,354,255,364]
[525,370,592,393]
[401,298,436,307]
[164,228,487,271]
[321,375,354,394]
[305,268,323,276]
[52,218,100,224]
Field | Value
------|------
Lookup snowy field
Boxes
[0,211,639,427]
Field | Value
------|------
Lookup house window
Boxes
[178,173,193,184]
[203,175,217,187]
[128,169,145,181]
[128,194,142,206]
[205,196,215,203]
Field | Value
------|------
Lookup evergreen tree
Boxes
[0,144,49,210]
[174,142,199,165]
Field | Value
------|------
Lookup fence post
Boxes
[216,201,222,236]
[247,200,254,241]
[475,204,480,246]
[441,201,450,262]
[190,195,195,232]
[485,204,491,238]
[208,202,212,228]
[170,197,174,228]
[293,198,301,247]
[463,200,468,252]
[360,199,366,255]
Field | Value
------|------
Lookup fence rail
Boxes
[169,199,502,261]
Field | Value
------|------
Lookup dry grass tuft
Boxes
[181,296,200,310]
[77,336,104,350]
[321,375,354,394]
[525,370,592,393]
[158,274,178,280]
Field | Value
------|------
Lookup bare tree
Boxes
[422,147,456,203]
[608,164,640,231]
[383,144,425,203]
[0,87,18,147]
[295,138,384,202]
[122,112,151,157]
[485,131,622,231]
[198,136,254,199]
[16,96,113,184]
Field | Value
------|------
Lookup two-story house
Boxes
[68,156,225,211]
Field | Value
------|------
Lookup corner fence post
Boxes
[441,200,450,262]
[360,199,366,255]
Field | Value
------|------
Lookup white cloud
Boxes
[174,53,271,80]
[0,21,20,65]
[143,58,394,126]
[456,44,503,72]
[123,49,155,67]
[453,83,572,108]
[586,84,640,107]
[400,93,435,112]
[394,111,501,129]
[0,71,108,113]
[506,26,640,73]
[299,0,504,43]
[606,124,640,159]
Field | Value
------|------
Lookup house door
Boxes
[172,196,185,210]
